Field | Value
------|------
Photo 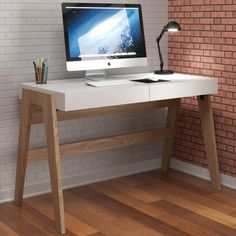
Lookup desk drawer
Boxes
[149,79,218,101]
[63,84,149,111]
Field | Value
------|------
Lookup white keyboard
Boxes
[86,79,134,87]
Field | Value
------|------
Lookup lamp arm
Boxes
[156,28,166,71]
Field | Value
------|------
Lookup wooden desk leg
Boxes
[42,93,66,234]
[162,98,181,172]
[198,95,220,190]
[14,90,32,205]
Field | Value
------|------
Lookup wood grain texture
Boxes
[28,128,170,162]
[0,221,19,236]
[4,170,236,235]
[162,98,180,171]
[14,89,66,234]
[42,93,65,234]
[14,89,32,206]
[198,95,220,190]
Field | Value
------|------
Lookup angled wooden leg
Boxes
[198,95,220,190]
[162,98,181,172]
[14,89,32,205]
[42,93,66,234]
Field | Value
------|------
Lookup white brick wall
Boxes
[0,0,168,202]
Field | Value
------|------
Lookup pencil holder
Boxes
[35,66,48,84]
[33,57,49,84]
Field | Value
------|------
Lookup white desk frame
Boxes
[14,73,220,234]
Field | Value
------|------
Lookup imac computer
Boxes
[62,3,147,80]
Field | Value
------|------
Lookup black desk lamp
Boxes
[154,21,181,75]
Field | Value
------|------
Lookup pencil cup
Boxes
[35,66,48,84]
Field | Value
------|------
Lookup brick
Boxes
[210,64,225,70]
[200,18,214,24]
[211,12,225,18]
[221,18,236,25]
[211,25,226,31]
[169,0,236,177]
[210,51,224,57]
[200,5,214,11]
[222,45,236,51]
[222,5,236,11]
[213,0,226,4]
[210,38,225,44]
[222,58,236,65]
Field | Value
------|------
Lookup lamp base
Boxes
[154,70,174,75]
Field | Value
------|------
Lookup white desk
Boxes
[14,72,220,234]
[21,73,217,111]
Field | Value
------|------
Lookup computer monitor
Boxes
[62,3,147,78]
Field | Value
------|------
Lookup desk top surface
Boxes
[21,73,218,111]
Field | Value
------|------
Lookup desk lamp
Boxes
[154,21,181,75]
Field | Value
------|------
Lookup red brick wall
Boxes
[168,0,236,176]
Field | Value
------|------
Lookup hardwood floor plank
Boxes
[87,233,106,236]
[152,200,225,236]
[163,169,216,192]
[140,185,236,230]
[86,183,191,236]
[89,181,165,218]
[209,191,236,209]
[110,178,162,203]
[64,192,133,236]
[0,170,236,235]
[87,180,214,236]
[115,175,145,187]
[158,213,218,236]
[143,184,236,229]
[0,221,19,236]
[0,203,54,236]
[25,194,98,236]
[21,203,76,236]
[130,172,236,214]
[149,170,216,195]
[66,189,125,222]
[154,199,236,236]
[104,217,163,236]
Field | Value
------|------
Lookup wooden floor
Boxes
[1,170,236,236]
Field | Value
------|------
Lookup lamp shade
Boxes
[164,21,182,32]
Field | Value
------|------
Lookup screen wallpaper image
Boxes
[65,7,145,59]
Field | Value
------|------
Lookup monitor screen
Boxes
[62,3,147,73]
